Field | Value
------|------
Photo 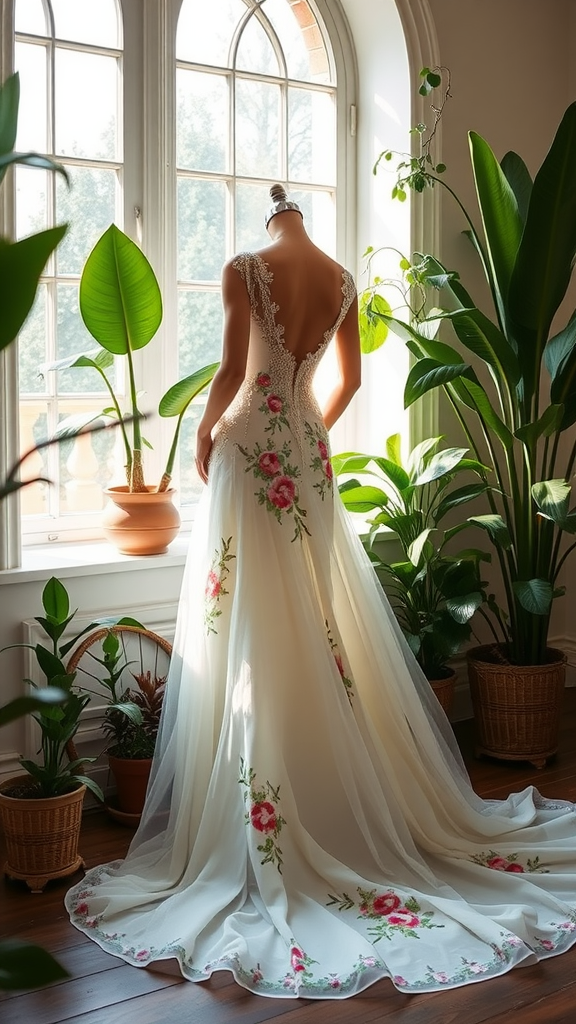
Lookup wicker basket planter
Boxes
[429,668,455,718]
[0,776,86,892]
[467,644,566,769]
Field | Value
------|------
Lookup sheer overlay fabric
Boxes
[66,254,576,999]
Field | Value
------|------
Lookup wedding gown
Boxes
[66,252,576,999]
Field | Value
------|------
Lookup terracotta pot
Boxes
[429,668,455,718]
[467,643,566,769]
[102,486,180,555]
[0,776,86,892]
[107,754,152,816]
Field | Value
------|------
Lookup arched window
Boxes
[175,0,339,504]
[14,0,123,537]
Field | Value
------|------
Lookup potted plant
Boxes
[47,224,218,554]
[372,73,576,765]
[0,577,140,890]
[334,433,489,715]
[65,625,170,822]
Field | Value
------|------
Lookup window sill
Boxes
[0,535,190,586]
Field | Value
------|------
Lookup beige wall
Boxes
[425,0,576,648]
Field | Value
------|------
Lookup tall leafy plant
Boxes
[376,94,576,666]
[48,224,218,492]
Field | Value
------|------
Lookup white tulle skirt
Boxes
[66,445,576,998]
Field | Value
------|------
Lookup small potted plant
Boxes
[0,577,138,890]
[47,223,219,554]
[334,433,490,715]
[66,625,170,822]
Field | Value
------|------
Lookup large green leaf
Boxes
[507,102,576,398]
[42,577,70,621]
[408,528,434,567]
[445,307,521,391]
[531,479,571,523]
[500,150,533,225]
[459,378,515,450]
[339,485,389,513]
[512,578,553,615]
[547,314,576,428]
[159,362,219,417]
[434,483,490,523]
[414,447,468,486]
[358,289,391,354]
[0,227,67,350]
[445,591,483,624]
[404,358,474,409]
[412,253,476,309]
[332,453,373,475]
[515,404,564,447]
[0,689,66,728]
[468,513,512,549]
[0,939,68,990]
[0,73,19,164]
[469,130,524,324]
[79,224,162,355]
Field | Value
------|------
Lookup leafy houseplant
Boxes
[66,626,170,817]
[364,71,576,763]
[48,224,218,495]
[334,435,488,704]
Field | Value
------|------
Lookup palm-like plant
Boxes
[377,101,576,666]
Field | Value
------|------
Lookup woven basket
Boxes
[0,776,86,891]
[467,644,566,768]
[429,669,455,718]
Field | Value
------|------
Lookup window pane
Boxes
[56,284,111,393]
[264,0,332,84]
[55,49,118,160]
[178,179,226,282]
[19,286,47,395]
[177,0,239,66]
[177,70,228,173]
[56,167,117,276]
[51,0,120,48]
[15,0,48,36]
[178,290,223,375]
[291,188,335,254]
[236,181,270,252]
[16,166,48,240]
[236,12,280,76]
[14,42,48,152]
[289,87,335,184]
[235,79,280,178]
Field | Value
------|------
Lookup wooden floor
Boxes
[2,691,576,1024]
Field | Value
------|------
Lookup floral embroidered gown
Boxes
[66,253,576,999]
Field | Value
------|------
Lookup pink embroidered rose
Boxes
[468,961,489,974]
[361,956,377,967]
[283,975,296,989]
[329,977,341,988]
[290,946,305,971]
[267,475,296,510]
[266,394,283,414]
[334,653,345,678]
[487,856,510,871]
[323,460,333,480]
[431,970,449,983]
[559,921,576,931]
[135,950,149,961]
[393,975,408,987]
[317,439,328,460]
[540,939,555,950]
[84,916,99,928]
[258,451,281,477]
[373,892,401,916]
[504,862,524,873]
[250,800,277,833]
[252,967,264,982]
[75,902,89,915]
[257,373,271,388]
[359,902,370,916]
[205,570,221,599]
[388,910,420,928]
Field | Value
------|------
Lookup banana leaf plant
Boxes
[377,101,576,666]
[47,224,219,492]
[334,434,490,680]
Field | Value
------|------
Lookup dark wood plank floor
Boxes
[2,691,576,1024]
